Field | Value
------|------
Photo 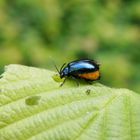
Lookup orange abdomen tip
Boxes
[78,71,100,80]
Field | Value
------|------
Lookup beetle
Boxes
[55,59,100,86]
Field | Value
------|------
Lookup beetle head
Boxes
[60,67,68,78]
[54,63,68,79]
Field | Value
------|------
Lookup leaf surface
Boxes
[0,64,140,140]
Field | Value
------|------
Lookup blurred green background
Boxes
[0,0,140,92]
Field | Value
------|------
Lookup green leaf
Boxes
[0,64,140,140]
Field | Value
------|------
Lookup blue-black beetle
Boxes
[55,59,100,86]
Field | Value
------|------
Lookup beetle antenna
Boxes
[54,64,60,74]
[52,61,60,74]
[60,63,66,73]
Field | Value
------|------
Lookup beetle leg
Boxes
[71,76,80,86]
[85,79,93,85]
[60,78,67,87]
